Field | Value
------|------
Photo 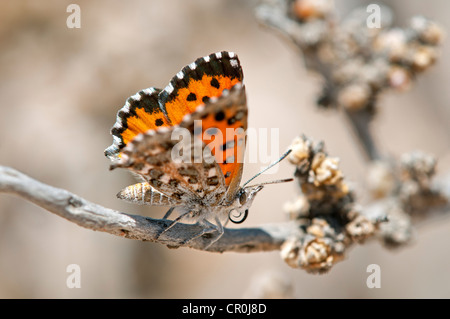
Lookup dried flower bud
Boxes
[303,238,332,265]
[411,16,445,45]
[410,46,437,72]
[373,29,408,61]
[400,151,436,182]
[399,151,437,198]
[306,218,334,238]
[307,223,325,237]
[367,161,396,199]
[345,214,376,243]
[283,195,310,219]
[288,135,312,165]
[292,0,333,20]
[288,135,351,214]
[396,151,446,214]
[310,153,343,186]
[388,66,412,91]
[337,83,371,111]
[280,236,337,273]
[379,204,414,248]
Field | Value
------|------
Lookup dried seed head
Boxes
[400,151,436,182]
[288,135,312,165]
[280,237,302,269]
[303,238,331,264]
[337,83,371,111]
[288,136,351,212]
[396,151,446,214]
[411,46,438,72]
[345,214,376,243]
[309,153,343,186]
[307,223,325,238]
[411,16,445,45]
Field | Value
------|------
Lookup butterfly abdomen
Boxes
[117,182,180,206]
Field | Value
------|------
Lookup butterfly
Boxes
[105,51,291,248]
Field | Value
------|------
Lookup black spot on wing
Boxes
[155,118,164,126]
[186,93,197,101]
[210,78,220,89]
[214,111,225,122]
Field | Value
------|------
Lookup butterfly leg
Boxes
[155,210,191,241]
[178,218,217,247]
[203,216,226,250]
[162,207,176,220]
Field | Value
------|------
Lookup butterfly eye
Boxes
[239,191,247,205]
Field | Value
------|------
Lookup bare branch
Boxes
[0,165,303,253]
[1,160,448,273]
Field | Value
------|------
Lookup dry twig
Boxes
[0,165,302,253]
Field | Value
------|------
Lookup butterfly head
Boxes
[228,185,264,224]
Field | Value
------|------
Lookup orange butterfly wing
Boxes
[159,51,246,190]
[105,87,171,158]
[105,51,246,200]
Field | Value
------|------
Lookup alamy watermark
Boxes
[366,264,381,288]
[66,264,81,288]
[66,4,81,29]
[170,122,282,174]
[366,4,381,29]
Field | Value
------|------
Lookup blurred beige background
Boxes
[0,0,449,298]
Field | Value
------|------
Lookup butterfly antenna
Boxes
[245,178,294,188]
[242,148,292,187]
